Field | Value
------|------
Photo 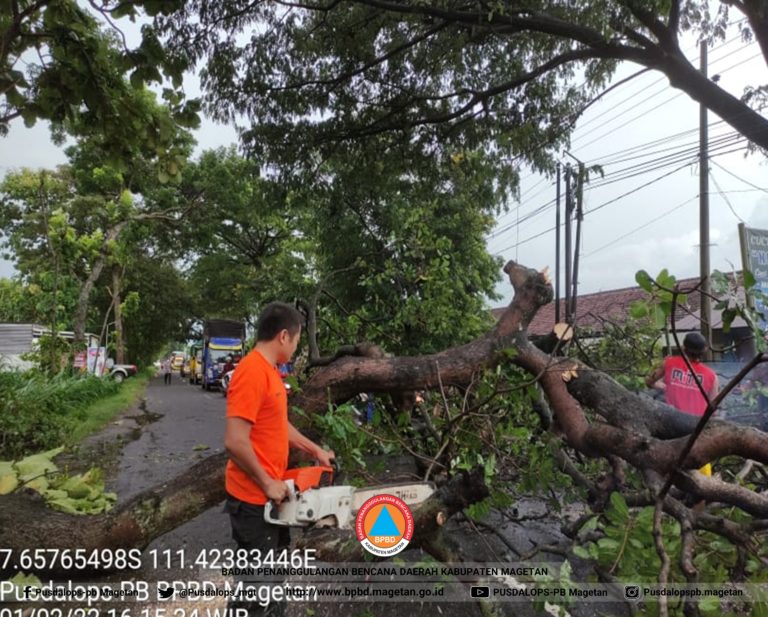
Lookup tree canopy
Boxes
[1,0,198,177]
[157,0,768,171]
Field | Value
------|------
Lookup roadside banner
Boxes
[738,223,768,328]
[73,351,87,370]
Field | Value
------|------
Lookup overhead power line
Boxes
[490,135,747,244]
[490,35,761,248]
[570,42,759,148]
[583,195,699,257]
[494,139,752,255]
[571,32,747,139]
[709,171,745,223]
[710,160,768,194]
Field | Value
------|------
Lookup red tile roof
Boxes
[492,276,707,337]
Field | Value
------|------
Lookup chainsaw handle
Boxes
[264,500,280,524]
[264,479,298,526]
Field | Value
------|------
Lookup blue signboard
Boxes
[739,223,768,326]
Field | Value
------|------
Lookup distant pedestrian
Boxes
[162,358,172,385]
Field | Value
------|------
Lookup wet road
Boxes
[109,373,234,555]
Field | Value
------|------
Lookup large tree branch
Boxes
[291,261,768,518]
[273,21,449,93]
[618,0,680,50]
[268,0,768,150]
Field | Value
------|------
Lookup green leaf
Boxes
[572,546,591,559]
[629,301,648,319]
[596,537,620,550]
[130,70,144,89]
[0,461,19,495]
[635,270,653,292]
[721,308,736,333]
[21,108,37,128]
[14,447,63,481]
[8,572,42,590]
[58,476,92,499]
[698,596,720,614]
[609,491,629,518]
[656,268,676,290]
[744,269,757,289]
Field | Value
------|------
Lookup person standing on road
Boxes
[646,331,719,475]
[224,302,335,616]
[162,358,172,385]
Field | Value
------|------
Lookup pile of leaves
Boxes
[0,447,116,515]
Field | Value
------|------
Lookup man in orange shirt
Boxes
[224,302,334,616]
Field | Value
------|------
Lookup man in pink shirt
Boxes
[647,332,719,415]
[647,332,719,475]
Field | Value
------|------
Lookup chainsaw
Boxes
[264,464,435,528]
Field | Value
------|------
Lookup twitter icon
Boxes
[157,586,174,600]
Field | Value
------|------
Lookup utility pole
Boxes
[564,165,573,325]
[571,162,585,321]
[700,40,712,359]
[555,164,561,324]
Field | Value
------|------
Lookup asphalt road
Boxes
[109,372,234,555]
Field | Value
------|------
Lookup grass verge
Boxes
[67,369,153,444]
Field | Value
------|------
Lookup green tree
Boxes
[305,141,502,355]
[1,0,198,173]
[0,167,134,347]
[177,148,313,326]
[158,0,768,168]
[117,254,192,366]
[174,145,503,356]
[0,115,195,354]
[0,277,45,323]
[0,168,81,369]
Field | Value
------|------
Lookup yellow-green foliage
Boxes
[0,447,116,515]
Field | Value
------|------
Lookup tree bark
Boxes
[0,453,228,575]
[0,458,488,575]
[293,2,768,150]
[73,223,127,347]
[112,264,125,364]
[291,262,768,506]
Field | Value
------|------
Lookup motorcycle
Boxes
[220,368,235,396]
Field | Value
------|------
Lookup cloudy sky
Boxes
[489,33,768,304]
[1,17,766,311]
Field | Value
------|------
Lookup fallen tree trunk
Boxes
[293,262,768,479]
[0,458,487,575]
[0,453,227,575]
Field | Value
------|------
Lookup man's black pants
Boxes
[225,494,290,617]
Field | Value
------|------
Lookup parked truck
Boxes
[202,319,246,390]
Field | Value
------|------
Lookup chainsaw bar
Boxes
[264,481,435,528]
[351,481,435,511]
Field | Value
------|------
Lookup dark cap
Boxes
[683,332,707,352]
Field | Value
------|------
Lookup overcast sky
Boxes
[1,17,766,311]
[489,33,768,304]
